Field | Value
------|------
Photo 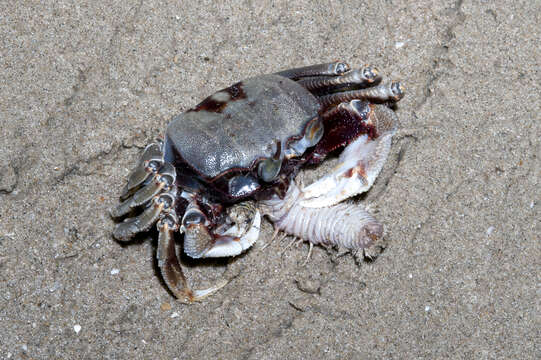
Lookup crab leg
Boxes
[275,61,350,79]
[297,66,381,94]
[120,143,164,201]
[113,193,174,241]
[111,163,176,218]
[157,212,227,303]
[318,81,405,108]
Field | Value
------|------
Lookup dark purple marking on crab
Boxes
[188,81,247,113]
[111,61,404,303]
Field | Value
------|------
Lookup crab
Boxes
[111,61,404,303]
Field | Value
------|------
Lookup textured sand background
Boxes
[1,1,539,359]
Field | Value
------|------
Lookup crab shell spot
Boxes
[307,119,324,144]
[344,164,368,179]
[189,82,247,113]
[228,175,260,197]
[211,90,232,103]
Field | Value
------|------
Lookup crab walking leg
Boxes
[318,81,405,108]
[112,193,174,241]
[259,182,383,251]
[301,104,397,208]
[120,143,164,200]
[297,66,381,94]
[274,61,350,79]
[157,213,227,302]
[111,163,176,218]
[182,201,262,259]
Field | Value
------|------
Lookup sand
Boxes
[1,1,539,359]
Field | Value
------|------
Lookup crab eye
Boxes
[258,158,282,182]
[228,175,260,198]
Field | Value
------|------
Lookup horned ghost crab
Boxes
[111,61,404,302]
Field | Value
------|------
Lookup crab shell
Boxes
[163,74,387,206]
[163,74,326,201]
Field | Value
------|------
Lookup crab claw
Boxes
[204,210,261,258]
[157,213,227,303]
[182,205,261,259]
[301,104,397,208]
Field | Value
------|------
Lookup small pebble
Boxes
[425,306,431,312]
[74,324,82,334]
[395,41,405,48]
[171,312,179,318]
[110,268,120,275]
[486,226,495,236]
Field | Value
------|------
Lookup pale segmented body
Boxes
[260,182,382,250]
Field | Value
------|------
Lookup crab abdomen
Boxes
[164,74,321,179]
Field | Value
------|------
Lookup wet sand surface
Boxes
[1,1,539,359]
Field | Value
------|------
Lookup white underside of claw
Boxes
[300,131,395,208]
[203,210,261,258]
[191,279,229,300]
